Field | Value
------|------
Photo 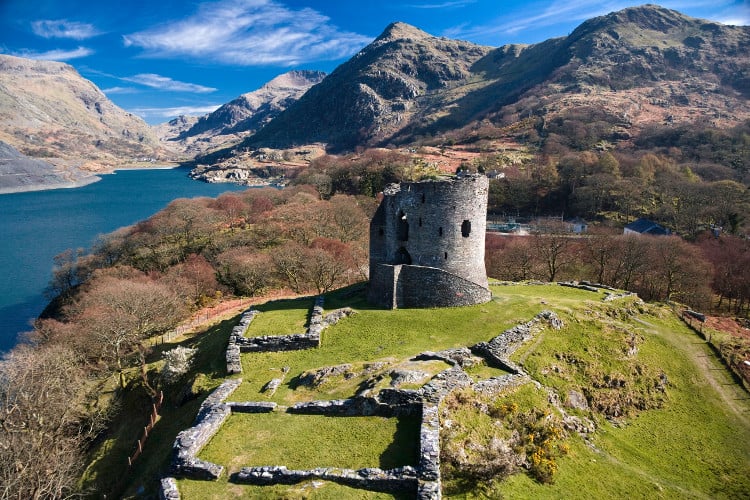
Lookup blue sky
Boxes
[1,0,747,125]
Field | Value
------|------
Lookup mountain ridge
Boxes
[0,54,166,170]
[156,70,326,156]
[219,4,749,155]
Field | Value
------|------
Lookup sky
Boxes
[1,0,748,125]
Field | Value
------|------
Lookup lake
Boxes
[0,167,250,352]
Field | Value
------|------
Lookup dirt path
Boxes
[633,317,750,427]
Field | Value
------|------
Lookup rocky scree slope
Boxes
[0,140,95,193]
[0,54,164,170]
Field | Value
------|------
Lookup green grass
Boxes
[177,477,409,499]
[250,297,315,335]
[89,283,750,499]
[454,301,750,499]
[199,413,420,473]
[230,283,601,404]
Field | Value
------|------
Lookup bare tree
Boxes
[0,345,89,499]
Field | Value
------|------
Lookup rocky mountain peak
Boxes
[262,70,327,91]
[375,22,431,42]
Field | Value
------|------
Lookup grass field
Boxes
[84,283,750,499]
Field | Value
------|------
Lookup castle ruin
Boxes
[367,174,492,308]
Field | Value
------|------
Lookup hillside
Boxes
[157,70,326,156]
[241,22,492,152]
[0,54,166,171]
[82,283,750,498]
[0,140,98,193]
[219,5,749,154]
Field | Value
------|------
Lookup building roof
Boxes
[624,218,670,235]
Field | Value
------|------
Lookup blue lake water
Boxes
[0,167,249,352]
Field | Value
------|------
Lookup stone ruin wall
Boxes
[368,174,491,308]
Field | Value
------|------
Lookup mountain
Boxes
[156,70,326,155]
[228,5,748,154]
[242,22,492,152]
[0,54,165,170]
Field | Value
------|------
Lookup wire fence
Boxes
[127,390,164,468]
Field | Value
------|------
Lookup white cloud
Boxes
[445,0,747,42]
[10,46,94,61]
[31,19,100,40]
[406,0,477,9]
[101,86,138,95]
[129,105,222,120]
[122,0,372,66]
[122,74,217,93]
[717,17,750,26]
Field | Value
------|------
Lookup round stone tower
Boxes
[368,174,491,308]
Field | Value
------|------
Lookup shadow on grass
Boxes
[380,415,421,469]
[83,318,237,498]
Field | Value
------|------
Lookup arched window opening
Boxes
[421,193,426,203]
[461,220,471,238]
[397,211,409,241]
[419,217,422,227]
[438,227,443,237]
[396,247,412,265]
[444,252,448,260]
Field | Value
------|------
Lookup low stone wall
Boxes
[159,477,180,500]
[233,465,419,493]
[226,298,355,374]
[227,401,277,413]
[472,310,563,374]
[289,393,422,418]
[170,379,242,480]
[226,309,259,374]
[180,307,568,498]
[418,403,441,498]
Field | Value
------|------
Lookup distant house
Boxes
[567,217,588,234]
[624,218,670,236]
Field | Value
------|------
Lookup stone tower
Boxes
[367,174,492,308]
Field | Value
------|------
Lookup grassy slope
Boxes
[86,283,749,499]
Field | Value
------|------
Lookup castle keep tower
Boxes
[367,174,492,308]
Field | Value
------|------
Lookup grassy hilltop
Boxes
[83,283,750,499]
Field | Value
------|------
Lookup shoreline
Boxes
[0,164,187,195]
[111,164,185,172]
[0,175,102,195]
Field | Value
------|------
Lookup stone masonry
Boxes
[226,296,355,374]
[368,174,492,309]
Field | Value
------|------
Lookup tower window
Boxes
[438,227,443,237]
[397,211,409,241]
[396,247,412,265]
[461,220,471,237]
[421,193,426,203]
[444,252,448,260]
[419,217,422,227]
